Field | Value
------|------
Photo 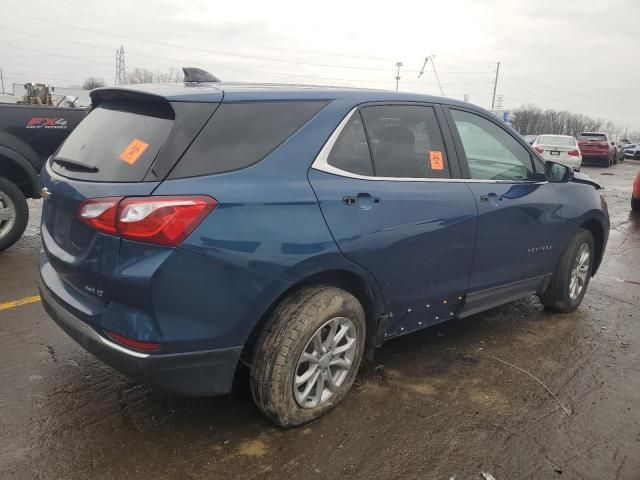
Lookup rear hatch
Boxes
[577,133,609,155]
[41,89,219,305]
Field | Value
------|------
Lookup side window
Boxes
[170,101,327,178]
[327,112,374,176]
[450,109,535,181]
[360,105,450,179]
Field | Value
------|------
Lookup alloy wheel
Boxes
[0,190,16,239]
[293,316,357,409]
[569,243,590,300]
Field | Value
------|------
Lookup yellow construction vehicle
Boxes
[19,82,55,106]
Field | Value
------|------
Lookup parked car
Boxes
[523,134,538,144]
[577,132,616,167]
[532,134,582,171]
[633,170,640,211]
[39,82,610,427]
[625,144,640,159]
[0,103,87,251]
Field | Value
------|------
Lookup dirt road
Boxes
[1,163,639,480]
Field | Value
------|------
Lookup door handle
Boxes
[356,193,379,210]
[479,193,502,207]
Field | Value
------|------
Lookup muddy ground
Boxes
[1,162,639,480]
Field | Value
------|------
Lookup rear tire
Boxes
[540,228,594,313]
[0,177,29,253]
[632,197,640,211]
[250,286,366,427]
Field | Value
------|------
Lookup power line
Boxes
[0,12,496,76]
[502,73,639,108]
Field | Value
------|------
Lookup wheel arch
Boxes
[0,146,40,198]
[580,218,605,274]
[240,268,386,367]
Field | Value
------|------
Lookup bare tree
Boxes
[82,77,106,90]
[126,67,183,84]
[511,105,626,140]
[126,68,155,84]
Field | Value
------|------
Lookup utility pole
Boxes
[395,62,403,92]
[115,45,126,85]
[491,61,501,109]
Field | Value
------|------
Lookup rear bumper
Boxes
[39,275,243,397]
[582,154,609,165]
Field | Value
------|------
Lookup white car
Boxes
[532,134,582,171]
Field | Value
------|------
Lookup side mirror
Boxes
[545,161,573,183]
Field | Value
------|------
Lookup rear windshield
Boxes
[537,135,576,146]
[169,101,327,178]
[52,102,173,182]
[578,133,607,142]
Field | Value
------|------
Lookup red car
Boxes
[578,132,616,167]
[633,170,640,211]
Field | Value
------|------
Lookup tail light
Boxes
[568,149,580,156]
[535,146,544,153]
[79,195,217,247]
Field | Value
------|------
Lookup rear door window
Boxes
[327,112,374,176]
[360,105,450,179]
[52,102,173,182]
[169,101,327,178]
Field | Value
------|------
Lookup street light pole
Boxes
[491,61,501,109]
[395,62,403,92]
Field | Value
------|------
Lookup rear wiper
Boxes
[53,157,99,173]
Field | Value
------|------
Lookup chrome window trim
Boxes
[311,106,548,185]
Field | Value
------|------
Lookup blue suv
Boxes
[39,80,609,427]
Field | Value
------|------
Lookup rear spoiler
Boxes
[90,88,172,109]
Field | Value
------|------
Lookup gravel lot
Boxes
[1,162,639,480]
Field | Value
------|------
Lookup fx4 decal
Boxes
[26,117,69,129]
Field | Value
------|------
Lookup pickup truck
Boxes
[0,104,87,251]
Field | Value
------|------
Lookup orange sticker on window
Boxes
[430,150,444,170]
[119,138,149,165]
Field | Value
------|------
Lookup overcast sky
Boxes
[1,0,639,128]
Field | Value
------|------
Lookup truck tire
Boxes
[0,177,29,252]
[540,228,594,313]
[250,285,366,428]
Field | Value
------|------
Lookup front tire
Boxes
[632,197,640,211]
[250,286,366,427]
[0,177,29,252]
[540,228,594,313]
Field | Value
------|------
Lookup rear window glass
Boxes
[578,133,607,142]
[327,112,373,176]
[169,101,327,178]
[52,102,173,182]
[537,135,576,146]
